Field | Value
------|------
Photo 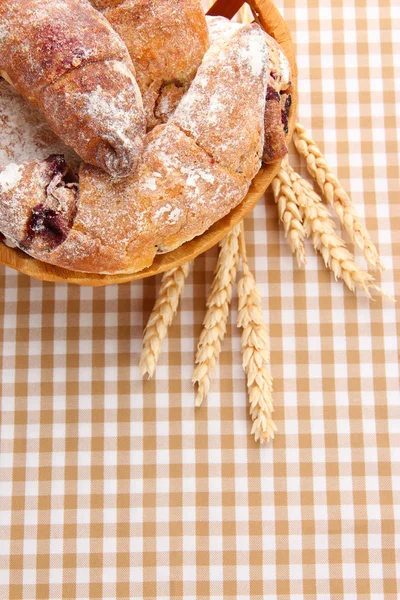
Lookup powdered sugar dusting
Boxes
[143,177,157,191]
[145,132,218,200]
[90,0,208,130]
[154,204,182,224]
[154,205,171,219]
[208,94,225,125]
[0,163,23,193]
[79,84,135,140]
[184,167,215,191]
[206,16,242,46]
[0,79,79,166]
[0,0,145,176]
[172,24,269,181]
[0,18,271,274]
[239,34,266,76]
[157,93,174,119]
[111,60,135,81]
[278,48,291,88]
[198,170,214,184]
[0,160,56,245]
[168,208,181,223]
[0,24,8,42]
[206,15,291,91]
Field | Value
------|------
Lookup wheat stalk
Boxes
[273,160,392,300]
[237,224,276,444]
[293,123,383,271]
[271,168,307,267]
[193,224,240,407]
[140,262,191,378]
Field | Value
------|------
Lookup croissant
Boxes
[0,0,146,177]
[206,15,292,164]
[0,24,269,274]
[88,0,209,130]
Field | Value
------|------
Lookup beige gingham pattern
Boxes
[1,1,400,598]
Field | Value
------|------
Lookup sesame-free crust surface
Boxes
[0,0,297,286]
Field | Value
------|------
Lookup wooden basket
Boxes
[0,0,297,286]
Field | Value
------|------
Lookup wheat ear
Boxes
[271,168,307,267]
[237,224,276,444]
[193,225,240,407]
[140,262,190,378]
[274,160,392,300]
[293,123,383,271]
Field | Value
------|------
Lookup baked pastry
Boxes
[0,24,269,274]
[207,15,292,164]
[170,25,268,182]
[89,0,209,130]
[0,78,79,167]
[261,34,292,164]
[0,0,146,177]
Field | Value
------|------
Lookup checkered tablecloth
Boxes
[1,1,400,599]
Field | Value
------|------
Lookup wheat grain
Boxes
[271,165,307,267]
[293,123,383,271]
[193,225,241,407]
[140,262,190,379]
[237,224,276,444]
[275,160,392,300]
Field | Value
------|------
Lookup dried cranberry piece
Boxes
[25,204,67,250]
[45,154,68,177]
[266,86,280,103]
[281,94,292,134]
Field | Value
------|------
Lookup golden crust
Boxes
[0,125,249,274]
[206,15,292,165]
[91,0,209,130]
[0,24,269,274]
[263,87,288,164]
[135,125,249,255]
[172,24,269,181]
[0,161,53,243]
[0,0,146,176]
[42,60,145,177]
[52,125,248,273]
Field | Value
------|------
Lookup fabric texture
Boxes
[0,1,399,598]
